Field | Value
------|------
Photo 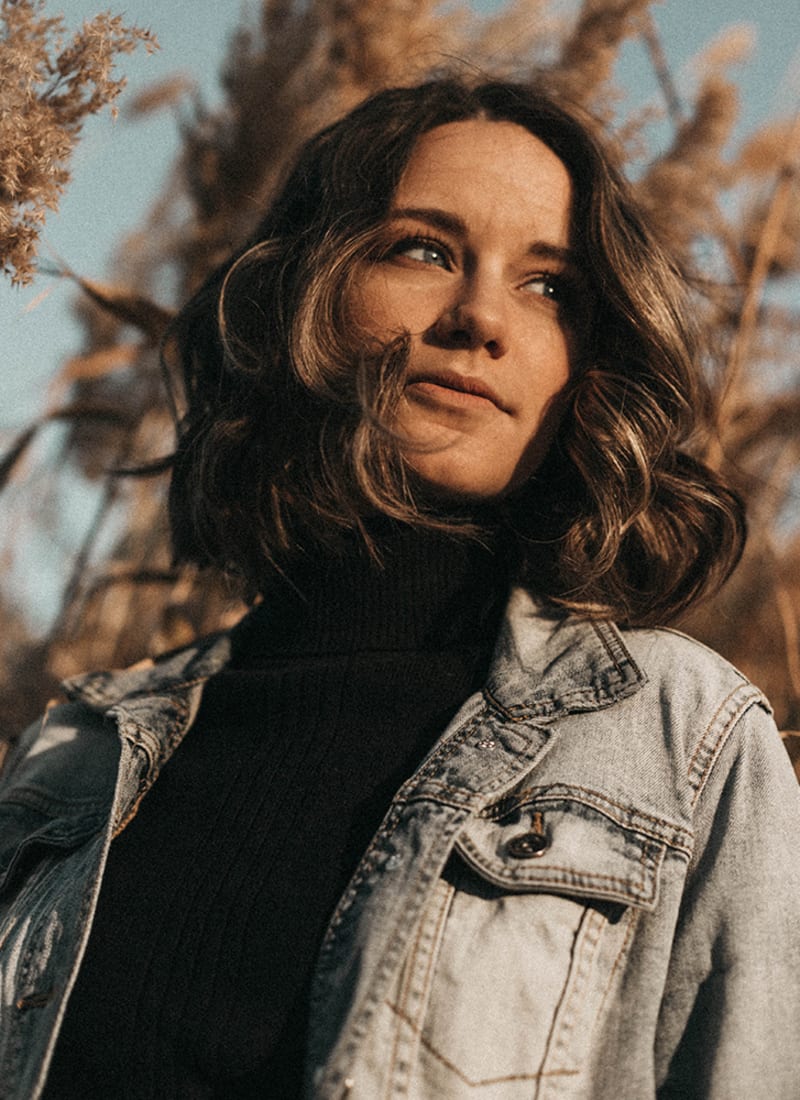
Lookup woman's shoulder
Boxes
[497,593,780,805]
[615,620,788,801]
[502,588,769,722]
[620,620,769,707]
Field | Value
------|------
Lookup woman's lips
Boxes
[406,372,508,412]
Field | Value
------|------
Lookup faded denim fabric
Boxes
[1,589,799,1099]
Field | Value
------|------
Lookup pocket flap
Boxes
[455,786,685,911]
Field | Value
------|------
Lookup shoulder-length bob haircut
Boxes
[166,76,745,626]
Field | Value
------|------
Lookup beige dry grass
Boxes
[0,0,156,285]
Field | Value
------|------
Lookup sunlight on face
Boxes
[352,119,582,502]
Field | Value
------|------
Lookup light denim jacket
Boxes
[1,589,799,1099]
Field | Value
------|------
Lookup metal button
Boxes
[507,811,549,859]
[507,831,549,858]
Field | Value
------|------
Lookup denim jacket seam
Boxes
[384,905,425,1082]
[410,713,491,780]
[116,673,217,706]
[537,906,608,1091]
[486,680,635,720]
[399,715,554,808]
[687,687,766,806]
[384,999,569,1088]
[597,906,640,1015]
[312,813,469,1094]
[62,628,231,709]
[29,750,131,1100]
[0,784,110,814]
[384,877,452,1091]
[105,683,205,833]
[406,768,545,808]
[590,620,641,682]
[318,801,467,966]
[316,802,409,957]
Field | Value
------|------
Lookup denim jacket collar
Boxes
[64,588,645,724]
[62,629,234,710]
[485,589,645,719]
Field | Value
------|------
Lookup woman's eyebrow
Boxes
[527,241,581,270]
[388,206,466,237]
[387,205,580,269]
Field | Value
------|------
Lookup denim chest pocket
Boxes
[457,787,667,910]
[379,789,686,1100]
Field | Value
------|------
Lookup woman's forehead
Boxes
[392,119,574,246]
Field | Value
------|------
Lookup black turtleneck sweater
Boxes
[44,527,510,1099]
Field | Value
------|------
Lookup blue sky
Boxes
[1,0,798,428]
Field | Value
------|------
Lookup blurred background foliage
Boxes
[1,0,799,756]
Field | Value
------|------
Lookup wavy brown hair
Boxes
[166,77,745,626]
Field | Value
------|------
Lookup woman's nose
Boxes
[431,276,509,359]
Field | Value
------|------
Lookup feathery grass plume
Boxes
[460,0,562,79]
[552,0,652,109]
[737,119,800,177]
[124,73,195,118]
[716,111,800,448]
[161,0,490,295]
[680,108,800,735]
[736,116,800,279]
[694,22,755,73]
[323,0,464,89]
[0,0,157,285]
[637,73,739,263]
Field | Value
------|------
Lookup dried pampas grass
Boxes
[0,0,156,285]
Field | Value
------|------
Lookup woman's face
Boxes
[351,118,583,502]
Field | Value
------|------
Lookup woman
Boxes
[1,78,799,1099]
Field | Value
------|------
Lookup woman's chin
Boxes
[405,465,511,511]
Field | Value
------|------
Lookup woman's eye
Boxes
[523,273,562,300]
[394,238,450,269]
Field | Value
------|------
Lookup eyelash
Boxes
[389,234,452,268]
[387,233,571,304]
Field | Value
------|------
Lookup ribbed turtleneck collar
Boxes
[228,522,512,664]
